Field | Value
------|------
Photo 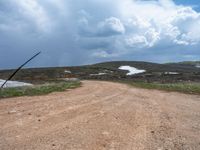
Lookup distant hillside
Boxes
[0,61,200,83]
[92,61,200,72]
[167,61,200,66]
[179,61,200,65]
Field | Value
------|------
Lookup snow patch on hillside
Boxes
[64,70,71,73]
[90,73,107,76]
[164,72,179,75]
[196,65,200,68]
[119,66,146,75]
[0,79,32,88]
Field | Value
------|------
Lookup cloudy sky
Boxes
[0,0,200,69]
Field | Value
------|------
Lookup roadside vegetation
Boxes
[128,81,200,95]
[0,81,81,99]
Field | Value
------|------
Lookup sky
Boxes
[0,0,200,69]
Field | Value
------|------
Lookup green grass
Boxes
[0,81,81,99]
[128,82,200,95]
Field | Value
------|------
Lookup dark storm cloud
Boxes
[0,0,200,69]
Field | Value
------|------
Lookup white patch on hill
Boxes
[90,73,107,76]
[118,66,146,75]
[196,65,200,68]
[63,78,79,81]
[64,70,71,73]
[0,79,32,88]
[164,72,179,75]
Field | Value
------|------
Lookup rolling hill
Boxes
[0,61,200,83]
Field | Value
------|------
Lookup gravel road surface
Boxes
[0,81,200,150]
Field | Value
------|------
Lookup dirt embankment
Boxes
[0,81,200,150]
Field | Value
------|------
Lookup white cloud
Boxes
[125,28,160,48]
[77,16,125,37]
[126,35,148,48]
[69,0,200,59]
[127,17,151,29]
[92,51,110,58]
[97,17,125,36]
[115,0,200,48]
[144,28,160,47]
[14,0,51,32]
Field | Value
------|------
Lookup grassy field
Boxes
[0,81,81,99]
[128,81,200,95]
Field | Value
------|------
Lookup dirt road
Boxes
[0,81,200,150]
